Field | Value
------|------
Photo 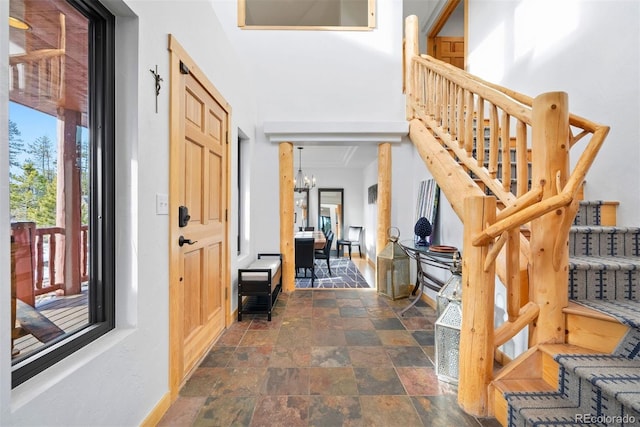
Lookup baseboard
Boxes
[420,292,436,309]
[140,391,172,427]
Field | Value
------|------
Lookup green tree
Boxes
[34,177,58,226]
[8,120,24,168]
[9,161,52,224]
[27,135,56,181]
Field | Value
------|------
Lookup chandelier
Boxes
[294,147,316,192]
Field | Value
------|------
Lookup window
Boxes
[238,0,375,30]
[8,0,115,387]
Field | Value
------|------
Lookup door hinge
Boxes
[225,287,228,300]
[179,61,190,75]
[225,129,229,144]
[225,209,228,222]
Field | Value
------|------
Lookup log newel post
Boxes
[279,142,295,293]
[458,195,496,417]
[529,91,570,346]
[376,143,392,258]
[404,15,419,120]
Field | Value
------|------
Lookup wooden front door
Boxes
[168,36,230,395]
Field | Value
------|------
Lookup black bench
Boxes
[237,253,282,321]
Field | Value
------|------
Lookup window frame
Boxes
[237,0,376,30]
[11,0,116,388]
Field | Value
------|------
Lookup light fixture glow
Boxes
[294,147,316,193]
[9,16,30,30]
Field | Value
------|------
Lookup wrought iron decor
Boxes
[150,65,163,113]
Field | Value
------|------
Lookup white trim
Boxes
[263,121,408,144]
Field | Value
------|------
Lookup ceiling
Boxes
[294,144,379,170]
[9,0,88,121]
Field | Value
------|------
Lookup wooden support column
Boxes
[279,142,295,293]
[376,143,391,257]
[56,108,82,295]
[529,91,570,346]
[404,15,419,120]
[458,195,495,417]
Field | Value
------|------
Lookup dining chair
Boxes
[315,230,334,276]
[295,237,316,287]
[336,226,363,259]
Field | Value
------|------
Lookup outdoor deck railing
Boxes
[33,225,89,296]
[11,222,88,303]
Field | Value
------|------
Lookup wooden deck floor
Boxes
[13,290,88,358]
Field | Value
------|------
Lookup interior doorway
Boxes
[427,0,466,70]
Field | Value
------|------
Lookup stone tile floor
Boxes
[159,289,501,427]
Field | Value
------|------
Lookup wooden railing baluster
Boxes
[489,104,499,179]
[476,97,485,168]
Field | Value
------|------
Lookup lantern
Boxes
[435,252,463,384]
[436,252,462,317]
[376,228,410,300]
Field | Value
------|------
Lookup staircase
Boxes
[493,201,640,427]
[402,14,630,420]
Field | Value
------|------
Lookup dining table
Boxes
[294,231,326,250]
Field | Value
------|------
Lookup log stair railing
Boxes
[404,15,610,417]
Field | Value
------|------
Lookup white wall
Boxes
[1,0,257,425]
[211,0,407,260]
[467,0,640,226]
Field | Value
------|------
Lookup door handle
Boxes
[179,236,198,247]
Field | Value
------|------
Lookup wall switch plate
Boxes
[156,193,169,215]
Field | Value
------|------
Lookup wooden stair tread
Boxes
[538,343,603,357]
[493,378,555,394]
[563,301,619,323]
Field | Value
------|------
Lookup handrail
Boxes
[404,14,609,417]
[420,54,603,141]
[416,54,533,124]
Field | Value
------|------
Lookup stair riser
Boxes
[574,202,619,227]
[569,269,639,301]
[570,229,640,257]
[565,313,628,353]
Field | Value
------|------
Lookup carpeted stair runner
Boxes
[505,201,640,427]
[506,332,640,427]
